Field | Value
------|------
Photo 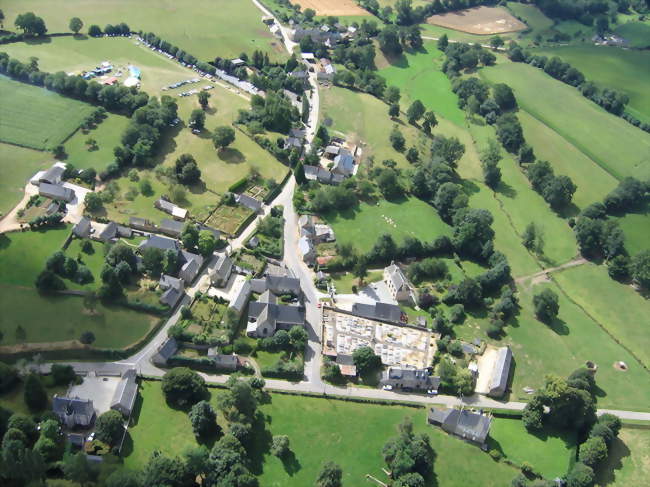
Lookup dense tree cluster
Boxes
[526,160,577,210]
[162,367,207,407]
[383,418,434,485]
[238,91,299,134]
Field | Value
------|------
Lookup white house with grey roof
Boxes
[209,254,234,287]
[159,274,185,308]
[235,193,263,213]
[110,369,138,417]
[246,289,305,337]
[250,275,301,296]
[383,262,412,303]
[331,149,355,176]
[155,198,188,220]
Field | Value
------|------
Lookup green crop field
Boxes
[489,418,576,478]
[0,143,52,217]
[0,75,93,150]
[553,263,650,370]
[480,62,650,181]
[0,228,156,349]
[595,427,650,487]
[124,382,519,486]
[323,197,452,254]
[1,0,285,62]
[378,41,466,126]
[517,111,618,210]
[534,46,650,124]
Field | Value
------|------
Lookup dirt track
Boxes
[294,0,370,16]
[427,6,526,35]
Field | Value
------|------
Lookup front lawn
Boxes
[0,143,52,217]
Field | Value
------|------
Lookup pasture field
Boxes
[502,278,650,411]
[378,41,467,126]
[323,197,451,254]
[553,263,650,369]
[330,269,383,294]
[0,75,93,150]
[506,2,554,37]
[63,113,131,171]
[517,111,618,210]
[595,427,650,487]
[489,418,577,478]
[427,6,526,35]
[1,36,198,96]
[616,206,650,256]
[0,0,285,62]
[124,381,519,486]
[0,228,156,348]
[293,0,370,16]
[464,122,577,270]
[614,21,650,48]
[534,46,650,124]
[480,62,650,181]
[318,85,426,168]
[0,143,52,217]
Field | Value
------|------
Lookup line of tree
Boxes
[0,52,150,117]
[507,41,650,133]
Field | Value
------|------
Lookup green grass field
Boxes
[378,41,466,126]
[534,46,650,124]
[63,112,131,171]
[331,269,383,294]
[1,0,285,62]
[0,379,67,416]
[489,418,576,478]
[614,21,650,48]
[616,207,650,255]
[0,143,52,217]
[0,228,156,348]
[595,427,650,487]
[501,277,650,411]
[0,75,93,150]
[323,197,451,254]
[480,62,650,181]
[517,111,618,210]
[124,382,519,486]
[319,85,427,168]
[553,263,650,370]
[506,2,554,37]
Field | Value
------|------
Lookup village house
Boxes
[246,289,305,337]
[331,149,355,176]
[299,236,316,265]
[351,301,406,325]
[110,369,138,418]
[235,193,263,213]
[380,366,440,392]
[317,58,336,82]
[152,337,179,366]
[37,163,66,186]
[208,348,241,371]
[209,254,234,287]
[129,216,156,232]
[303,165,344,185]
[73,217,92,238]
[159,218,185,238]
[179,250,204,283]
[159,274,185,308]
[383,262,412,303]
[251,275,301,296]
[52,396,95,429]
[428,407,492,448]
[488,346,512,398]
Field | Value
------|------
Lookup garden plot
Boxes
[427,6,526,35]
[204,204,254,235]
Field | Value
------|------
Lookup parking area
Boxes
[68,371,121,416]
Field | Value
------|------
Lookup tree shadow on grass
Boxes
[24,36,52,46]
[247,410,274,476]
[121,431,134,458]
[546,316,569,336]
[280,450,301,476]
[218,148,245,164]
[594,436,631,486]
[496,180,517,199]
[556,202,581,219]
[0,234,11,251]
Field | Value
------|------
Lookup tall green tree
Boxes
[212,126,236,152]
[69,17,83,34]
[23,374,47,411]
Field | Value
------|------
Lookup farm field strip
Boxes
[0,75,93,150]
[427,6,527,35]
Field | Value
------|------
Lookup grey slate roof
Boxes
[159,274,184,307]
[110,369,138,417]
[230,280,252,314]
[235,193,263,212]
[351,302,405,324]
[251,275,301,295]
[488,346,512,398]
[53,395,95,427]
[73,217,92,238]
[385,263,408,292]
[159,218,185,237]
[428,407,492,446]
[210,254,233,284]
[98,221,118,242]
[139,235,181,253]
[40,164,65,184]
[381,367,440,390]
[39,183,74,202]
[155,198,176,213]
[332,150,355,175]
[152,337,179,365]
